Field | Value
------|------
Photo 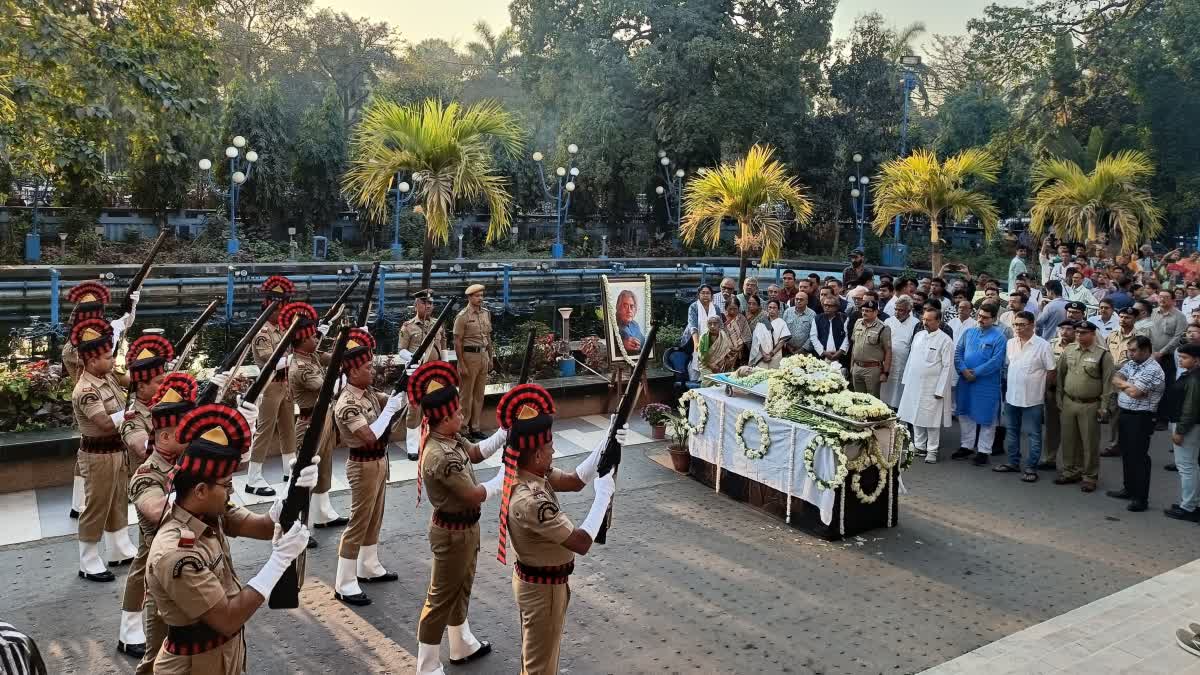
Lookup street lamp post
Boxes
[655,151,686,248]
[198,135,259,255]
[532,143,580,259]
[848,153,870,251]
[884,54,923,268]
[388,173,413,260]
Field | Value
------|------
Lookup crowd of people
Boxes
[682,244,1200,520]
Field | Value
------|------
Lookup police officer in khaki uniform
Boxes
[127,373,198,673]
[281,302,346,535]
[408,361,507,675]
[244,275,296,496]
[399,290,446,460]
[70,318,139,582]
[1042,319,1078,469]
[454,284,492,440]
[849,300,892,398]
[114,334,175,659]
[493,384,626,675]
[332,329,406,607]
[1055,321,1114,492]
[145,402,317,675]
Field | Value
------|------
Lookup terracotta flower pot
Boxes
[651,424,666,440]
[668,445,691,473]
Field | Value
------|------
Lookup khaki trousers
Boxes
[295,414,336,494]
[1043,388,1061,465]
[78,450,129,543]
[133,592,166,675]
[850,364,882,398]
[248,380,295,464]
[514,575,571,675]
[417,524,480,644]
[457,351,489,431]
[121,528,150,612]
[337,457,387,559]
[1060,398,1101,481]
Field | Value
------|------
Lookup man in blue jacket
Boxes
[951,303,1008,465]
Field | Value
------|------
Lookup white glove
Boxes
[110,317,128,347]
[383,392,406,417]
[477,428,507,459]
[291,455,320,490]
[367,393,405,438]
[166,358,178,371]
[481,470,506,502]
[316,323,331,336]
[236,396,259,430]
[275,354,291,370]
[128,290,141,310]
[580,474,616,540]
[358,325,370,334]
[576,415,625,484]
[269,496,284,523]
[246,521,309,599]
[398,349,413,365]
[109,410,127,427]
[405,364,418,380]
[209,371,230,390]
[333,373,346,395]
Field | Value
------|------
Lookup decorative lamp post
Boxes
[884,54,923,268]
[198,136,259,255]
[532,144,581,259]
[848,153,870,251]
[388,173,414,260]
[655,150,687,229]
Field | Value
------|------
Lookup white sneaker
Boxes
[924,451,938,464]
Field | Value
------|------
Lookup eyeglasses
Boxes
[1012,322,1031,328]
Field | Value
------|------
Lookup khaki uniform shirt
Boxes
[73,370,126,437]
[146,504,255,675]
[420,431,479,513]
[120,398,152,457]
[453,305,492,350]
[1108,328,1137,367]
[63,342,83,382]
[508,469,575,568]
[288,350,329,411]
[399,316,446,364]
[333,383,385,449]
[129,451,174,541]
[850,319,890,364]
[1050,336,1073,359]
[251,322,283,368]
[1057,343,1114,410]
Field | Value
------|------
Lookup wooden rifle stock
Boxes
[269,326,352,609]
[593,321,658,545]
[380,296,459,444]
[239,317,301,405]
[321,273,363,324]
[356,261,381,328]
[518,329,536,384]
[121,230,169,315]
[195,301,279,405]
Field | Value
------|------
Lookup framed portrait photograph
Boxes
[602,275,653,365]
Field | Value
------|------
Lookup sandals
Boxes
[992,464,1019,473]
[1021,471,1039,483]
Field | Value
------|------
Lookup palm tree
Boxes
[465,20,518,77]
[871,148,1000,274]
[343,98,523,288]
[680,144,814,284]
[1029,150,1163,253]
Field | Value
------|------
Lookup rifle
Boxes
[356,261,381,328]
[593,321,658,545]
[321,272,363,325]
[518,329,536,384]
[380,297,459,444]
[196,300,279,406]
[269,325,351,609]
[239,316,301,406]
[120,230,169,315]
[170,300,221,373]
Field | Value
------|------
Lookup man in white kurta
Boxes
[880,295,918,408]
[899,306,955,463]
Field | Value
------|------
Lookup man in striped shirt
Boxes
[1108,335,1166,512]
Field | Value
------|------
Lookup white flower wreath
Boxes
[734,409,771,459]
[678,390,708,435]
[849,451,887,504]
[894,424,916,471]
[803,433,849,491]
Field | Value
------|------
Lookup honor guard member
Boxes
[849,300,892,398]
[70,318,139,581]
[332,329,406,607]
[408,361,507,674]
[454,284,492,440]
[124,373,199,671]
[1055,320,1114,492]
[399,289,446,461]
[282,302,347,537]
[113,335,174,658]
[243,275,296,496]
[144,402,318,675]
[494,385,627,675]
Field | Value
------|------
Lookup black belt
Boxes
[298,407,315,419]
[80,434,124,454]
[515,561,574,585]
[1065,394,1101,404]
[432,509,481,530]
[461,346,485,353]
[349,440,387,462]
[164,623,236,656]
[1119,408,1154,415]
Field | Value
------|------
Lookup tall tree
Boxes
[290,10,398,125]
[291,90,348,242]
[1029,151,1163,250]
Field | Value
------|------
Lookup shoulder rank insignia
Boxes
[135,465,153,476]
[178,529,195,548]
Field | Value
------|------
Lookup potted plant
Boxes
[664,412,692,473]
[641,403,672,439]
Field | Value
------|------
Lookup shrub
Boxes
[640,402,672,426]
[0,360,73,432]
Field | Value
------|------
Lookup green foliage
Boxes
[291,90,349,238]
[0,360,73,433]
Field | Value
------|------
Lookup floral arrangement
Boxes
[641,402,673,427]
[0,360,74,432]
[810,391,892,422]
[678,389,709,435]
[734,409,771,459]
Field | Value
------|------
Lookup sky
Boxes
[323,0,1000,47]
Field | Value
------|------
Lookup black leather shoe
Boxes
[358,572,399,583]
[108,557,133,567]
[245,484,277,497]
[307,537,319,549]
[449,641,493,665]
[950,448,972,460]
[1164,505,1200,522]
[1036,461,1057,471]
[69,509,81,519]
[334,591,371,606]
[1127,500,1148,512]
[79,569,116,582]
[281,475,291,485]
[314,517,349,529]
[1107,489,1132,500]
[1165,463,1179,472]
[407,452,419,461]
[972,452,990,466]
[117,641,146,658]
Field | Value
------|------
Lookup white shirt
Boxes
[1183,294,1200,317]
[1005,335,1056,407]
[1088,313,1118,340]
[809,313,848,356]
